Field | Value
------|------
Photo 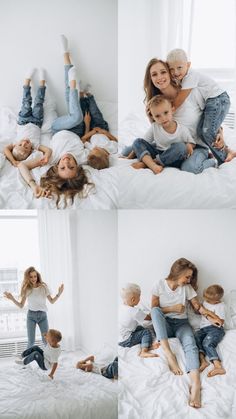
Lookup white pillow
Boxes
[224,290,236,330]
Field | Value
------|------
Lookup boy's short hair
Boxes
[121,283,141,300]
[12,145,31,161]
[167,48,188,63]
[49,329,62,343]
[148,95,172,111]
[87,150,109,170]
[203,284,224,301]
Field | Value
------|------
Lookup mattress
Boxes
[0,351,118,419]
[119,329,236,419]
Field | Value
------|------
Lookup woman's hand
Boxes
[172,304,185,313]
[213,127,225,149]
[4,291,14,300]
[58,284,64,295]
[84,111,91,127]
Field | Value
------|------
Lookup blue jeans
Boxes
[27,310,49,348]
[151,307,199,372]
[181,145,216,174]
[119,325,152,348]
[195,325,225,361]
[197,91,230,165]
[51,64,83,133]
[18,85,46,127]
[22,345,47,370]
[133,138,188,168]
[121,145,134,157]
[102,357,118,379]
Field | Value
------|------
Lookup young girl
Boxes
[151,258,222,408]
[4,266,64,348]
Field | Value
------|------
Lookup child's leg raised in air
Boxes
[31,68,46,128]
[18,69,36,125]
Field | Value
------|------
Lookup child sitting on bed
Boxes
[4,69,52,168]
[119,283,159,357]
[15,329,62,380]
[166,48,236,165]
[194,284,226,377]
[76,355,118,380]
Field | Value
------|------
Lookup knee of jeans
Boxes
[151,306,163,319]
[70,112,83,127]
[181,334,197,350]
[181,158,203,174]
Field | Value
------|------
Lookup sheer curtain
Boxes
[37,210,79,351]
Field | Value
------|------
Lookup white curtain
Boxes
[37,210,79,351]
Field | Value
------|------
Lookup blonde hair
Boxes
[203,285,224,301]
[167,258,198,290]
[148,95,172,111]
[12,146,31,161]
[40,165,94,208]
[48,329,62,343]
[121,283,141,301]
[20,267,47,298]
[87,152,109,170]
[144,58,178,104]
[167,48,188,63]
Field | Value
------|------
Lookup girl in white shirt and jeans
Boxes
[4,266,64,348]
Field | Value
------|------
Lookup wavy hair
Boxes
[166,258,198,290]
[20,267,47,297]
[144,58,179,104]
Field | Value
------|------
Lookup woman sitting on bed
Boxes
[123,59,229,174]
[151,258,222,408]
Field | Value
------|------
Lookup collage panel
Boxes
[0,210,118,418]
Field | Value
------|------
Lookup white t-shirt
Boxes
[152,279,197,319]
[200,301,225,329]
[84,133,118,155]
[119,304,147,341]
[49,130,89,166]
[16,122,41,148]
[143,121,195,151]
[181,69,224,101]
[26,285,50,312]
[43,343,61,369]
[92,361,107,375]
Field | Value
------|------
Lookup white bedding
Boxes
[118,111,236,209]
[0,351,118,419]
[0,103,119,209]
[119,329,236,419]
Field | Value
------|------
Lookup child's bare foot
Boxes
[189,383,201,408]
[151,341,160,350]
[166,353,183,375]
[151,163,163,175]
[225,149,236,162]
[207,367,226,377]
[139,348,159,358]
[132,162,146,169]
[199,358,209,372]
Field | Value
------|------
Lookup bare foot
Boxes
[151,164,164,175]
[139,349,159,358]
[166,353,183,375]
[207,367,226,377]
[151,341,160,350]
[225,149,236,162]
[189,383,201,408]
[131,162,146,169]
[199,358,210,372]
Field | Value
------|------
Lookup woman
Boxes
[4,267,64,348]
[151,258,221,408]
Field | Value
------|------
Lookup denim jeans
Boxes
[27,310,49,348]
[197,91,230,165]
[121,145,134,157]
[195,325,225,361]
[119,325,152,348]
[133,138,188,168]
[102,356,118,379]
[22,345,47,370]
[51,64,83,133]
[181,145,216,174]
[151,307,199,372]
[18,85,46,128]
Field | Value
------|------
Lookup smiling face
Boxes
[150,100,174,129]
[168,60,190,82]
[29,270,38,287]
[13,138,32,160]
[176,268,193,287]
[150,62,171,91]
[57,154,78,179]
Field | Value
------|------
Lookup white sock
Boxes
[61,34,69,52]
[38,68,46,82]
[68,66,77,83]
[25,68,36,80]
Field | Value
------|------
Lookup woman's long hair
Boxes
[40,165,94,208]
[144,58,178,104]
[20,267,47,297]
[166,258,198,290]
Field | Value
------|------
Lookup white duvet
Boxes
[119,329,236,419]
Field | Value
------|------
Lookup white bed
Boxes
[118,111,236,209]
[0,102,119,209]
[0,350,118,419]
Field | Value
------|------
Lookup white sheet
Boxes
[0,351,118,419]
[119,329,236,419]
[118,111,236,209]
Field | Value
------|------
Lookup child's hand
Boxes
[173,304,185,313]
[32,185,52,199]
[39,155,50,166]
[186,143,194,157]
[84,111,91,126]
[213,127,224,149]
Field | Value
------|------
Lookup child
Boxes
[195,284,225,377]
[16,329,62,380]
[4,69,52,168]
[119,283,159,357]
[131,95,207,175]
[76,355,118,380]
[4,266,64,348]
[166,48,236,165]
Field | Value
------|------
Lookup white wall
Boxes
[74,211,117,353]
[118,210,236,305]
[0,0,117,114]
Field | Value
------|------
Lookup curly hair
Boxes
[21,267,47,298]
[166,257,198,290]
[144,58,179,104]
[40,165,94,208]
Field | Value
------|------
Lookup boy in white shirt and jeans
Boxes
[167,48,236,165]
[119,283,159,358]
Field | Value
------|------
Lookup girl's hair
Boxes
[20,267,47,297]
[40,165,94,208]
[166,258,198,290]
[203,284,224,300]
[144,58,178,103]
